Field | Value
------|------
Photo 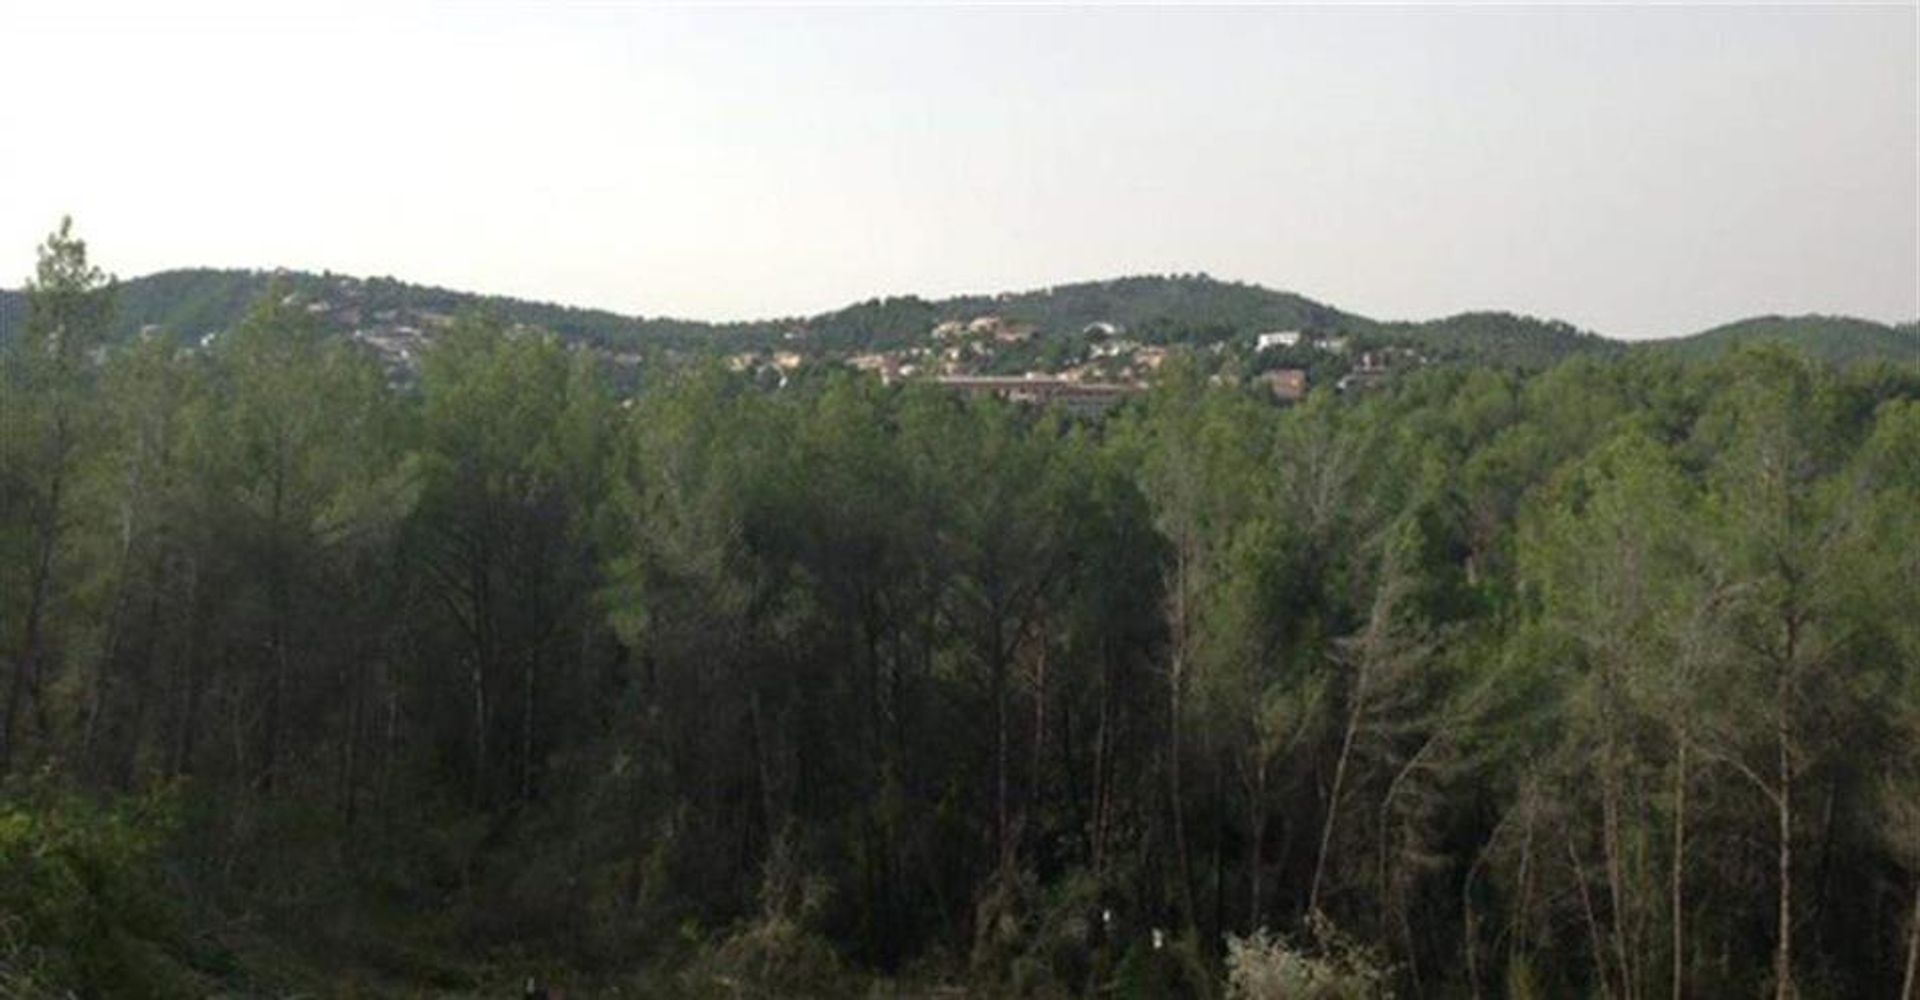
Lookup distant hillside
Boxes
[778,274,1360,353]
[1377,311,1618,370]
[0,271,1369,356]
[989,274,1355,342]
[0,269,751,352]
[4,268,1911,376]
[1647,315,1917,366]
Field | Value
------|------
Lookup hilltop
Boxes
[1643,314,1918,366]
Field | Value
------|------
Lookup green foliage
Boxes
[1111,930,1216,1000]
[2,218,117,772]
[0,786,207,997]
[6,223,1920,997]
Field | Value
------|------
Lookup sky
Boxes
[1,2,1914,339]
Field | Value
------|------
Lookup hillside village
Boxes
[717,315,1382,408]
[6,270,1908,417]
[164,273,1428,413]
[685,311,1420,411]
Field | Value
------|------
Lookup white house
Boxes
[1256,330,1303,351]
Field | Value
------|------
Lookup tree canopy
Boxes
[3,223,1918,997]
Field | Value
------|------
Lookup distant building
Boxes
[1336,350,1393,392]
[1256,330,1303,351]
[1259,368,1308,402]
[847,353,900,382]
[939,315,1036,344]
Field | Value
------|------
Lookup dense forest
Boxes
[3,222,1919,998]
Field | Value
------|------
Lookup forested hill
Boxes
[0,268,751,351]
[1380,311,1621,369]
[1,268,1912,370]
[0,269,1358,354]
[1647,314,1919,365]
[803,273,1359,351]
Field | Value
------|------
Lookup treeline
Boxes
[4,222,1919,997]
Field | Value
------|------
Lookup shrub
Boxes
[0,786,202,997]
[678,833,849,999]
[1224,916,1392,1000]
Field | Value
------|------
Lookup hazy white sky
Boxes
[1,2,1914,338]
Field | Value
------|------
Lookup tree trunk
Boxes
[1568,831,1618,1000]
[992,613,1010,868]
[81,524,140,773]
[1091,645,1113,877]
[1168,537,1198,931]
[1774,690,1794,1000]
[749,689,779,843]
[1248,760,1267,930]
[1601,750,1636,1000]
[115,582,162,790]
[261,601,288,793]
[520,652,536,804]
[1030,642,1046,821]
[4,501,60,772]
[380,667,399,813]
[172,566,206,778]
[1169,645,1197,930]
[468,538,496,808]
[1378,733,1438,932]
[4,406,72,774]
[260,471,289,795]
[341,655,362,826]
[1309,664,1365,917]
[1211,762,1227,940]
[1774,612,1798,1000]
[1900,877,1918,1000]
[1672,737,1687,1000]
[472,655,489,808]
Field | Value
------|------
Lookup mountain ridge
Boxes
[1638,313,1918,366]
[1,266,1912,368]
